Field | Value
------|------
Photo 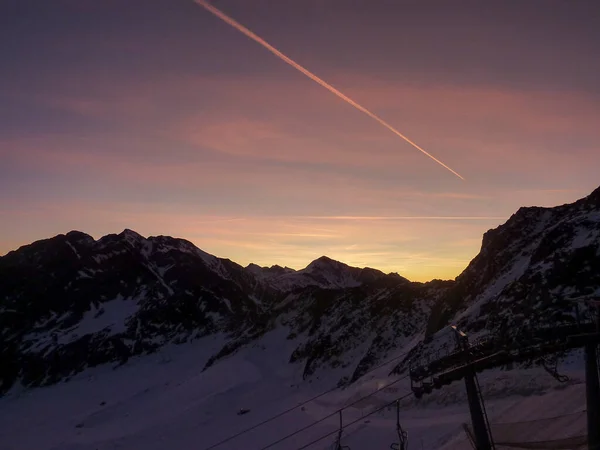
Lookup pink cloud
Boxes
[14,72,597,183]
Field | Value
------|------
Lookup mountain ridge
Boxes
[1,231,409,282]
[1,185,599,394]
[0,227,441,393]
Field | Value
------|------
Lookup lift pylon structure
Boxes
[568,295,600,450]
[408,297,600,450]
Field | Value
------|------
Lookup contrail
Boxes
[194,0,465,180]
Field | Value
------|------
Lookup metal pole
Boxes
[586,304,600,450]
[336,410,343,450]
[452,326,492,450]
[397,400,401,450]
[585,344,600,450]
[464,369,492,450]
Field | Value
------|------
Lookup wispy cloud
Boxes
[294,216,504,221]
[10,71,598,189]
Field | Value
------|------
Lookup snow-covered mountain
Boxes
[386,186,600,376]
[427,185,600,339]
[0,230,439,394]
[0,229,272,391]
[246,256,396,291]
[1,185,599,397]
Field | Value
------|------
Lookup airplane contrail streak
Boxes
[194,0,465,180]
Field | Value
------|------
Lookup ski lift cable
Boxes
[293,392,414,450]
[202,350,413,450]
[256,375,410,450]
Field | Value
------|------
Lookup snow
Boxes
[141,241,153,258]
[533,210,553,234]
[121,229,143,247]
[75,295,139,336]
[92,252,124,264]
[156,264,174,277]
[221,298,233,313]
[571,224,600,249]
[1,331,589,450]
[152,238,232,279]
[144,263,174,296]
[267,267,361,291]
[66,241,81,260]
[455,252,531,325]
[23,296,140,351]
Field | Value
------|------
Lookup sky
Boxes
[1,0,599,281]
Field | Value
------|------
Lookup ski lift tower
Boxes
[409,326,496,450]
[567,295,600,450]
[410,296,600,450]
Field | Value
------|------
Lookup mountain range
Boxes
[1,186,599,394]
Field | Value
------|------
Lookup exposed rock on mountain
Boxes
[0,230,270,392]
[426,185,600,341]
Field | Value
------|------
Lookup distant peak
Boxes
[270,264,295,272]
[119,229,144,239]
[118,229,145,246]
[65,230,94,243]
[245,263,265,274]
[66,230,87,237]
[314,256,336,263]
[305,256,347,271]
[246,263,295,277]
[586,185,600,205]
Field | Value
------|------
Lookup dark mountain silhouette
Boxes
[1,186,599,394]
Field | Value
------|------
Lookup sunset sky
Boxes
[1,0,599,281]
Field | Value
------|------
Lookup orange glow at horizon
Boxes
[194,0,465,180]
[3,1,599,284]
[0,203,500,282]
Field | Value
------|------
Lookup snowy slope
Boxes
[0,331,588,450]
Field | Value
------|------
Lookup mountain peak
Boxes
[271,264,295,272]
[119,228,143,238]
[64,230,95,246]
[586,185,600,206]
[246,263,295,279]
[118,229,145,246]
[65,230,92,239]
[305,256,347,271]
